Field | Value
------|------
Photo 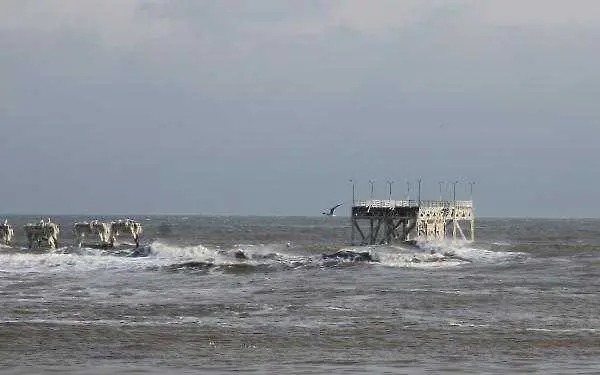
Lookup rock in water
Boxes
[322,250,376,262]
[234,249,248,260]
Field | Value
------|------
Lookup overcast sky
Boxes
[1,0,599,217]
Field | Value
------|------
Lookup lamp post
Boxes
[369,180,375,199]
[349,179,356,245]
[406,180,411,201]
[438,180,444,201]
[468,181,475,200]
[417,178,422,205]
[452,180,459,202]
[468,180,476,241]
[386,180,394,201]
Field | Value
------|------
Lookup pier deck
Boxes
[350,199,474,245]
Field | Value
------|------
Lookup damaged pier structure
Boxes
[350,199,474,245]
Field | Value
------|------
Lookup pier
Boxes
[350,199,475,245]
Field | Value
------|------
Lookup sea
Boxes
[1,215,599,374]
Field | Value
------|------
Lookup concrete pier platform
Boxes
[350,199,474,245]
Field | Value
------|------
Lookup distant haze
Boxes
[1,1,599,217]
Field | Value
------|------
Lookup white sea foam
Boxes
[368,239,525,269]
[149,241,219,262]
[0,248,141,274]
[233,243,284,257]
[418,239,525,263]
[229,243,309,268]
[0,239,525,274]
[0,241,207,274]
[0,241,292,274]
[525,327,600,334]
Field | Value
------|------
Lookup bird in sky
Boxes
[322,203,343,216]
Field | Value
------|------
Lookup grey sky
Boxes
[1,0,599,217]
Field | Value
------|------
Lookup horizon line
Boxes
[1,213,599,220]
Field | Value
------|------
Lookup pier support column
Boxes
[351,216,356,245]
[452,208,458,240]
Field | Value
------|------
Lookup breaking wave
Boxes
[361,239,526,269]
[0,241,307,275]
[0,239,526,274]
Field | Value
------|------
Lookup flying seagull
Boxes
[323,203,343,216]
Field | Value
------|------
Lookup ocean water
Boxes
[1,216,600,374]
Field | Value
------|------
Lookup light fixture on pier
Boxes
[386,180,394,201]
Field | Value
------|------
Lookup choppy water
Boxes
[1,216,600,374]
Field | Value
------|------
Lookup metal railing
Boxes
[354,199,473,208]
